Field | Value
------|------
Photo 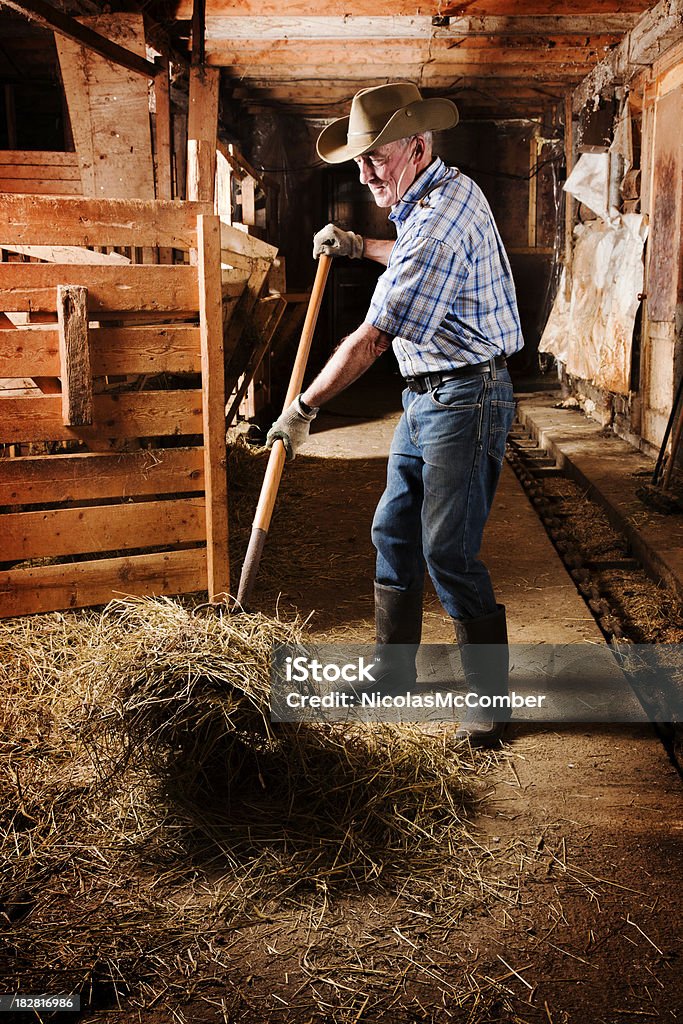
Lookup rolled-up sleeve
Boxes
[366,236,472,344]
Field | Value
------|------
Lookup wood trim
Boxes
[0,195,211,249]
[4,497,206,561]
[0,548,207,617]
[0,390,203,443]
[197,213,230,602]
[0,447,205,505]
[0,264,199,313]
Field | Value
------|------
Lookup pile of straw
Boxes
[0,596,498,1020]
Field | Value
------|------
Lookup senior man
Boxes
[267,83,524,745]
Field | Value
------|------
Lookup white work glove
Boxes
[266,395,319,461]
[313,223,364,260]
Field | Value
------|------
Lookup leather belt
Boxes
[404,355,507,394]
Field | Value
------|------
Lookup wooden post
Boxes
[197,214,229,601]
[187,66,219,203]
[241,175,256,226]
[57,284,92,426]
[154,56,174,264]
[564,91,576,301]
[528,133,538,249]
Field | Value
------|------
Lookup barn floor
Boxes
[6,372,682,1024]
[219,370,682,1024]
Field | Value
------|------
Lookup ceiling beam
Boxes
[174,0,649,17]
[202,14,641,39]
[0,0,161,77]
[206,40,615,66]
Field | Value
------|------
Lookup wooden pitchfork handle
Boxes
[234,254,332,609]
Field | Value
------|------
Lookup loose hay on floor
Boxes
[0,596,506,1022]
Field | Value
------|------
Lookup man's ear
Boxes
[413,136,425,161]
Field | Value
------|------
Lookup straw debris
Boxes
[0,596,505,1020]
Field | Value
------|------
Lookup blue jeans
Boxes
[371,362,516,621]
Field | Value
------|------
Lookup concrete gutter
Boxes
[516,391,683,601]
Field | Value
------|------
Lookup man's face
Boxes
[354,138,416,208]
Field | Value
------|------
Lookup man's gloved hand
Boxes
[313,223,364,260]
[266,395,319,461]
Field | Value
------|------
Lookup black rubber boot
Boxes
[344,583,423,699]
[453,604,509,746]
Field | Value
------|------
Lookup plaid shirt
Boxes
[366,157,524,377]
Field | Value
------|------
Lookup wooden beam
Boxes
[0,549,206,618]
[0,325,201,377]
[202,14,640,39]
[154,58,173,201]
[205,38,618,67]
[57,284,92,427]
[176,0,648,17]
[0,390,204,443]
[0,264,199,313]
[0,0,161,78]
[0,447,204,505]
[527,135,537,249]
[191,0,206,66]
[573,0,683,111]
[0,194,210,249]
[4,498,206,561]
[187,66,220,203]
[564,91,576,302]
[154,57,174,262]
[240,176,256,227]
[197,213,230,602]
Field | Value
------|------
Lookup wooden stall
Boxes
[0,194,275,617]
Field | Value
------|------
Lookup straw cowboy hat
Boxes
[316,82,459,165]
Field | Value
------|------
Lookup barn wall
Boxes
[547,18,683,459]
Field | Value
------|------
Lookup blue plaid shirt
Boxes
[366,157,524,377]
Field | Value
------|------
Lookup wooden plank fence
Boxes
[0,194,276,616]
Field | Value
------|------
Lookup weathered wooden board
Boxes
[0,244,130,265]
[0,390,203,442]
[0,264,199,313]
[57,284,92,427]
[573,0,683,110]
[0,447,204,505]
[0,179,83,195]
[0,325,201,377]
[4,497,206,561]
[197,214,230,601]
[0,548,207,617]
[0,195,210,249]
[203,14,637,37]
[55,13,155,200]
[187,67,220,203]
[0,151,81,167]
[0,150,82,196]
[176,0,648,17]
[0,164,82,181]
[205,38,616,66]
[647,82,683,321]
